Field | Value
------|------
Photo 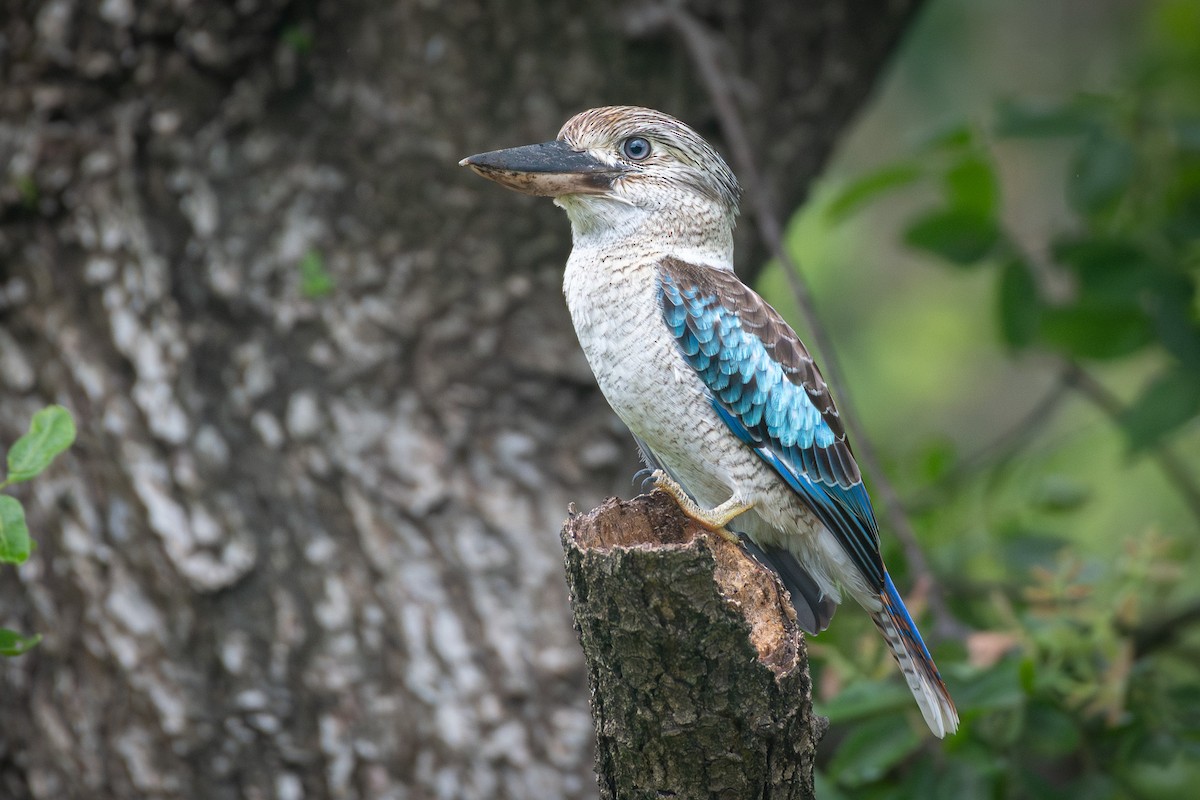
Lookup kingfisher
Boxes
[461,106,958,737]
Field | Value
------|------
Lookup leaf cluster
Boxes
[829,90,1200,453]
[815,525,1198,799]
[1,405,76,656]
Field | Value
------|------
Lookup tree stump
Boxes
[562,491,823,799]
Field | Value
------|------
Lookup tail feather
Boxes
[873,573,959,738]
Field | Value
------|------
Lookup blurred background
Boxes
[1,0,1197,797]
[769,0,1200,796]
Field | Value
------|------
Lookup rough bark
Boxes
[0,1,919,798]
[563,492,821,800]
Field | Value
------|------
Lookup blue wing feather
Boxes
[659,258,885,591]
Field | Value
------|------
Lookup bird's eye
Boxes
[621,136,652,161]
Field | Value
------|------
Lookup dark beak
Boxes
[459,140,624,197]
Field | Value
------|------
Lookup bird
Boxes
[460,106,958,738]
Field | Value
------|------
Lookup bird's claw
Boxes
[632,467,657,491]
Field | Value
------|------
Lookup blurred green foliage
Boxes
[776,0,1200,796]
[299,249,335,299]
[830,85,1200,450]
[1,404,76,656]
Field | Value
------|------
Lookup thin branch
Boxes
[908,365,1072,510]
[1060,360,1200,527]
[628,3,966,639]
[959,370,1071,476]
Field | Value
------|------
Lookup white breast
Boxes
[562,245,772,516]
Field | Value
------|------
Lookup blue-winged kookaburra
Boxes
[461,106,958,737]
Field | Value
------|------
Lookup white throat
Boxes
[557,193,735,271]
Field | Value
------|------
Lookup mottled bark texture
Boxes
[0,0,918,798]
[563,492,820,799]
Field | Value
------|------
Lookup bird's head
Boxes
[461,106,740,245]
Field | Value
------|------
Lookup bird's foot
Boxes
[650,470,752,543]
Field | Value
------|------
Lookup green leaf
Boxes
[904,207,1000,266]
[1025,703,1084,757]
[928,752,1000,800]
[826,714,923,787]
[945,154,999,217]
[899,759,965,800]
[1066,773,1122,800]
[299,250,335,299]
[5,404,76,484]
[1126,729,1181,769]
[954,657,1026,712]
[825,163,924,223]
[0,628,41,657]
[1166,685,1200,731]
[1119,366,1200,452]
[1175,118,1200,151]
[1052,235,1145,275]
[1019,767,1077,800]
[1052,236,1154,305]
[1162,155,1200,244]
[812,771,850,800]
[922,124,975,152]
[1000,532,1069,573]
[1068,132,1134,215]
[15,175,39,210]
[1018,657,1038,694]
[818,678,915,722]
[995,98,1099,138]
[1149,289,1200,369]
[1040,305,1155,359]
[281,25,314,54]
[997,257,1041,348]
[1031,474,1091,512]
[1120,753,1200,800]
[0,495,31,564]
[973,705,1025,748]
[917,438,958,483]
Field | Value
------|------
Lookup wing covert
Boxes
[658,257,884,590]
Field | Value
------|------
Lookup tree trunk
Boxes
[0,1,919,797]
[563,492,821,799]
